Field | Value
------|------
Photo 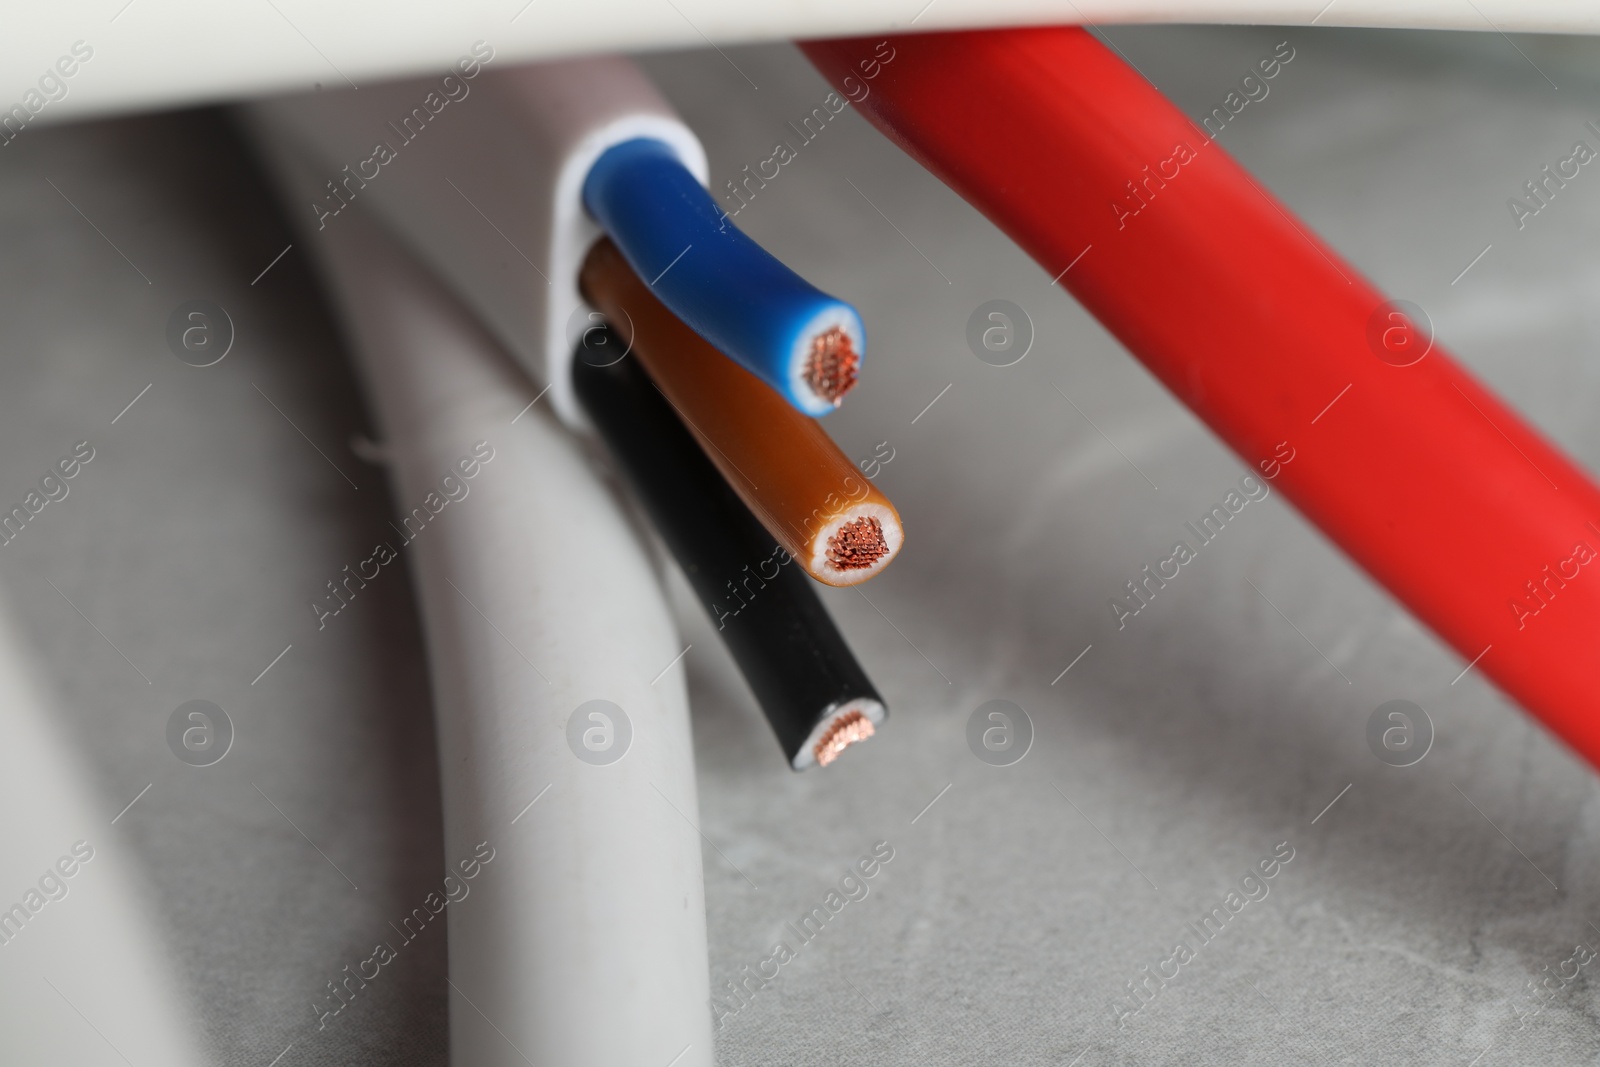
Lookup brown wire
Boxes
[579,238,903,587]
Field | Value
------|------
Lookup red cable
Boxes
[803,28,1600,768]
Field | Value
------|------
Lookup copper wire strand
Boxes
[803,325,860,406]
[826,516,887,571]
[813,709,876,767]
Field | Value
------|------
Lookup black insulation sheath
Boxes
[572,330,885,769]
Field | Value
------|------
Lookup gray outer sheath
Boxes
[250,55,707,430]
[246,120,716,1067]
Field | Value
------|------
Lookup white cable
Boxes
[4,6,1594,133]
[0,609,205,1067]
[245,122,715,1067]
[248,54,706,430]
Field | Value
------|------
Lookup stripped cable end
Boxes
[803,325,861,408]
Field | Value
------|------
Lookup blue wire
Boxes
[582,138,864,416]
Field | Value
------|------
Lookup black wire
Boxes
[572,326,885,770]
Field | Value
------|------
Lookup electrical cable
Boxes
[803,27,1600,770]
[583,137,867,415]
[574,327,887,769]
[0,605,206,1067]
[245,54,710,430]
[12,6,1600,129]
[579,237,904,586]
[246,115,715,1067]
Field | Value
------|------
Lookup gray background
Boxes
[2,25,1599,1066]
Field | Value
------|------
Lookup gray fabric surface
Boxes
[2,25,1599,1066]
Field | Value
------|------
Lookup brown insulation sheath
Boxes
[579,238,904,587]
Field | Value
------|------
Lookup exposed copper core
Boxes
[826,516,887,572]
[802,326,860,406]
[814,709,875,767]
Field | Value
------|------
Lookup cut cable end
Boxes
[792,697,887,770]
[807,504,904,587]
